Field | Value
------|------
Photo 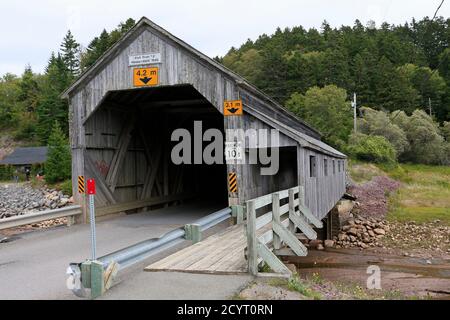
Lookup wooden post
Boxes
[163,113,169,207]
[104,262,119,291]
[185,224,202,243]
[69,94,87,224]
[224,85,245,207]
[90,260,104,299]
[288,188,295,233]
[67,215,75,227]
[246,200,258,276]
[272,192,281,250]
[231,205,245,224]
[80,261,91,289]
[299,185,306,207]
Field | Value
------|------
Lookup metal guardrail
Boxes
[0,205,82,231]
[67,207,233,298]
[98,207,232,269]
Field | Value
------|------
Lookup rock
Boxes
[360,243,369,249]
[285,263,297,273]
[368,230,375,237]
[324,240,335,248]
[348,228,358,236]
[58,198,69,207]
[309,240,323,248]
[317,244,324,250]
[342,225,351,232]
[373,228,386,235]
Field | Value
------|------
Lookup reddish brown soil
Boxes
[283,247,450,299]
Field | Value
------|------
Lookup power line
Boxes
[391,0,446,121]
[432,0,445,20]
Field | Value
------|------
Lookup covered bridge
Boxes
[62,17,346,225]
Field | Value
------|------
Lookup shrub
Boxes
[59,179,73,196]
[393,110,447,164]
[13,113,37,140]
[286,85,352,149]
[358,107,409,155]
[45,121,71,183]
[287,274,322,300]
[0,165,14,181]
[347,133,397,164]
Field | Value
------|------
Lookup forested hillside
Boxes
[218,17,450,165]
[218,18,450,123]
[0,17,449,165]
[0,18,135,145]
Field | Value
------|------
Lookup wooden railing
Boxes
[245,186,323,276]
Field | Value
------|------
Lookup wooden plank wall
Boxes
[70,27,236,121]
[298,146,346,220]
[69,23,347,217]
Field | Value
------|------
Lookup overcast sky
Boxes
[0,0,448,77]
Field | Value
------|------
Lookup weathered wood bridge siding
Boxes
[64,17,346,222]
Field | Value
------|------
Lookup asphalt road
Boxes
[0,202,252,300]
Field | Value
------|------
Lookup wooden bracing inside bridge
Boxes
[78,86,230,220]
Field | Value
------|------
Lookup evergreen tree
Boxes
[36,53,71,143]
[14,66,40,139]
[45,121,71,183]
[80,18,136,70]
[60,30,80,77]
[0,73,20,127]
[220,16,450,122]
[18,65,39,113]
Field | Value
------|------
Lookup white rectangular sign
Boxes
[225,142,243,162]
[129,53,161,66]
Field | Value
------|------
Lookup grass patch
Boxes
[310,272,325,285]
[56,179,73,196]
[384,164,450,225]
[335,281,409,300]
[267,278,289,287]
[258,262,273,273]
[31,178,73,196]
[229,293,246,300]
[349,161,450,226]
[348,159,385,183]
[287,274,322,300]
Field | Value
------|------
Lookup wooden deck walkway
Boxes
[145,224,249,274]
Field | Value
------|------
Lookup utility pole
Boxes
[352,93,357,132]
[428,97,432,117]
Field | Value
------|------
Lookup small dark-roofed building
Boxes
[0,147,48,166]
